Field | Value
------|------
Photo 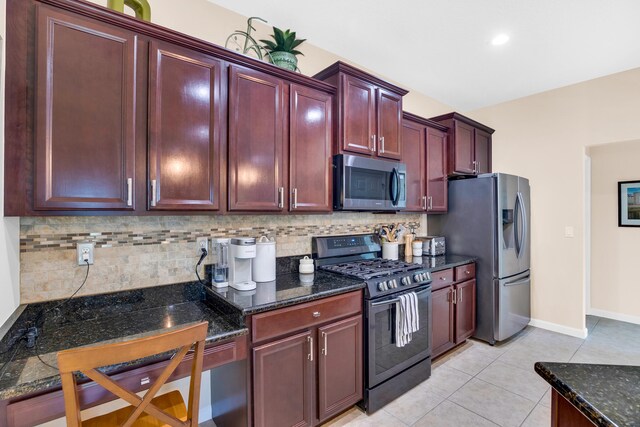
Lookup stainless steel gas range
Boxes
[313,234,432,413]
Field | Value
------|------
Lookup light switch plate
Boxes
[564,226,575,238]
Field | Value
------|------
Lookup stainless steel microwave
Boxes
[333,154,406,211]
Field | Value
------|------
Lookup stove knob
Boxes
[377,281,386,291]
[391,279,398,288]
[413,274,421,282]
[403,276,411,286]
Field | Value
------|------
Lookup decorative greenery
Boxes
[225,17,269,60]
[260,27,306,56]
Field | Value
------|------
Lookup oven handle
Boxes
[370,286,431,307]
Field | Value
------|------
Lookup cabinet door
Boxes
[253,331,313,427]
[34,7,136,210]
[317,315,363,423]
[341,74,376,155]
[228,65,286,211]
[455,279,476,343]
[401,120,425,211]
[148,42,223,210]
[289,85,332,212]
[474,129,492,174]
[432,286,455,358]
[426,126,448,212]
[376,88,402,159]
[450,121,475,175]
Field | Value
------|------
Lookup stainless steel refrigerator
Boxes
[429,173,531,344]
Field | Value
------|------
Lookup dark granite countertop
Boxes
[205,270,365,315]
[0,282,247,401]
[535,362,640,427]
[408,254,476,272]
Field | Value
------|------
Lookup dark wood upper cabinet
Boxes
[34,6,137,210]
[474,129,492,174]
[425,126,448,213]
[455,279,476,343]
[402,112,449,212]
[147,41,223,210]
[314,62,408,159]
[429,112,494,177]
[341,75,376,155]
[401,119,426,211]
[376,89,402,159]
[289,85,333,212]
[228,65,287,211]
[253,331,313,427]
[317,315,363,423]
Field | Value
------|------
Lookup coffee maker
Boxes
[229,237,257,291]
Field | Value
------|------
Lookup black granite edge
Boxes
[534,362,616,427]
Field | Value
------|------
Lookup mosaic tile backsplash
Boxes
[20,213,425,303]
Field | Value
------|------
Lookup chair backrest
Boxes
[57,321,208,427]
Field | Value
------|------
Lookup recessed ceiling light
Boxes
[491,34,510,46]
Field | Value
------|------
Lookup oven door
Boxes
[366,284,432,388]
[335,154,406,211]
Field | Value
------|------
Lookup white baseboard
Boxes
[528,318,588,339]
[587,308,640,325]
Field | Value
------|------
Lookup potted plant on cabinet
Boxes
[260,27,306,71]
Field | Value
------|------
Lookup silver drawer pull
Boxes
[312,311,321,318]
[140,376,150,386]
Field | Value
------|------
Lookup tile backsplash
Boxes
[20,213,425,303]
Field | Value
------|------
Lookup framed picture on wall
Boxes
[618,180,640,227]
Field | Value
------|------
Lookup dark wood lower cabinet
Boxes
[251,292,363,427]
[432,264,477,359]
[551,389,595,427]
[253,331,313,427]
[431,287,455,357]
[317,316,363,423]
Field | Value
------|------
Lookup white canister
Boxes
[299,256,314,274]
[252,236,276,282]
[382,242,399,260]
[412,241,423,257]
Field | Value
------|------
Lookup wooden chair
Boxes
[57,322,208,427]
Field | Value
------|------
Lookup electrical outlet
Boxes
[196,237,209,256]
[77,242,94,265]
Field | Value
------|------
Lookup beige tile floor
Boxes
[322,315,640,427]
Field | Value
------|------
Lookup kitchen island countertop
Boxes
[535,361,640,427]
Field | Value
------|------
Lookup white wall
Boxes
[0,0,22,328]
[589,139,640,323]
[470,68,640,336]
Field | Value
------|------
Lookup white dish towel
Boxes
[395,292,420,347]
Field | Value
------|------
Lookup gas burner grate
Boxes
[320,258,421,280]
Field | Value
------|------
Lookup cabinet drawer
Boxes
[431,268,454,291]
[455,263,475,282]
[252,291,362,344]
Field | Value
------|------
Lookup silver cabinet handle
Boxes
[308,336,313,361]
[477,161,481,173]
[379,136,385,154]
[371,135,377,152]
[126,178,133,206]
[278,187,284,208]
[150,179,157,207]
[472,160,478,174]
[291,188,298,210]
[452,288,457,304]
[422,196,427,210]
[428,196,433,210]
[322,332,327,356]
[312,311,321,318]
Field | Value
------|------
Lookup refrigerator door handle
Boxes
[514,194,521,256]
[504,277,530,287]
[515,192,526,258]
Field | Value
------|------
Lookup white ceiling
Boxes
[206,0,640,111]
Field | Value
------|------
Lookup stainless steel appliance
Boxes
[422,236,446,256]
[229,237,257,291]
[313,234,432,414]
[333,154,407,211]
[430,173,531,344]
